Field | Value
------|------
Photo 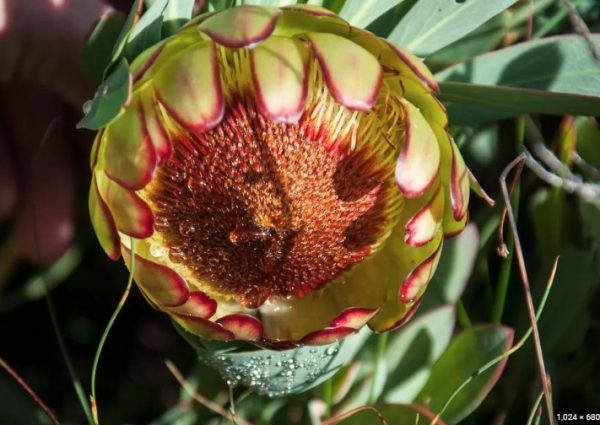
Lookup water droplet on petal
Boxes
[150,245,164,258]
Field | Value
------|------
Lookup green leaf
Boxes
[425,13,507,71]
[162,0,195,37]
[194,327,370,396]
[437,35,600,124]
[580,200,600,244]
[81,12,127,82]
[439,82,600,126]
[338,0,405,28]
[111,0,142,63]
[77,58,131,130]
[387,0,517,57]
[414,325,514,425]
[125,0,167,61]
[534,248,596,354]
[575,116,600,168]
[438,34,600,92]
[382,305,455,403]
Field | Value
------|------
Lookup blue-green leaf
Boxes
[338,0,405,28]
[111,0,142,63]
[162,0,195,37]
[422,223,479,309]
[125,0,167,60]
[439,82,600,126]
[194,328,370,397]
[77,59,131,130]
[414,325,514,425]
[388,0,517,57]
[382,305,455,403]
[437,34,600,124]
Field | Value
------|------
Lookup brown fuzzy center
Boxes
[147,96,399,308]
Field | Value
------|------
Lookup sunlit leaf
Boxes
[338,0,405,28]
[439,82,600,125]
[125,0,167,60]
[162,0,195,36]
[437,35,600,124]
[382,305,455,403]
[388,0,517,57]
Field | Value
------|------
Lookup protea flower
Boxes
[89,4,470,349]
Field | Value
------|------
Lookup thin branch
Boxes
[321,405,389,425]
[572,152,600,180]
[559,0,600,61]
[497,157,525,258]
[164,360,253,425]
[499,154,556,425]
[0,356,61,425]
[523,149,600,207]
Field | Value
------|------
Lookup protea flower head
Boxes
[89,4,471,348]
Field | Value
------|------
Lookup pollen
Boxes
[142,50,404,308]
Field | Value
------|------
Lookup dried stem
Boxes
[0,356,61,425]
[165,360,253,425]
[559,0,600,61]
[499,154,555,424]
[497,159,525,258]
[321,405,389,425]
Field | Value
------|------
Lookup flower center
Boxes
[144,54,403,308]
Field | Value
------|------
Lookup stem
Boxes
[323,378,333,418]
[499,155,556,424]
[491,116,525,323]
[228,384,238,425]
[90,238,135,424]
[31,118,93,425]
[456,300,472,328]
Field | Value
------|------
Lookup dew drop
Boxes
[150,245,164,258]
[178,221,196,237]
[325,346,339,356]
[82,100,93,115]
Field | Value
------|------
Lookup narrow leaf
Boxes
[415,325,514,424]
[438,82,600,125]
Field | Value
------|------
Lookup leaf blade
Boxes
[388,0,517,57]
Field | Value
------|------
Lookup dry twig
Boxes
[165,359,253,425]
[321,405,389,425]
[0,356,61,425]
[559,0,600,61]
[499,154,556,425]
